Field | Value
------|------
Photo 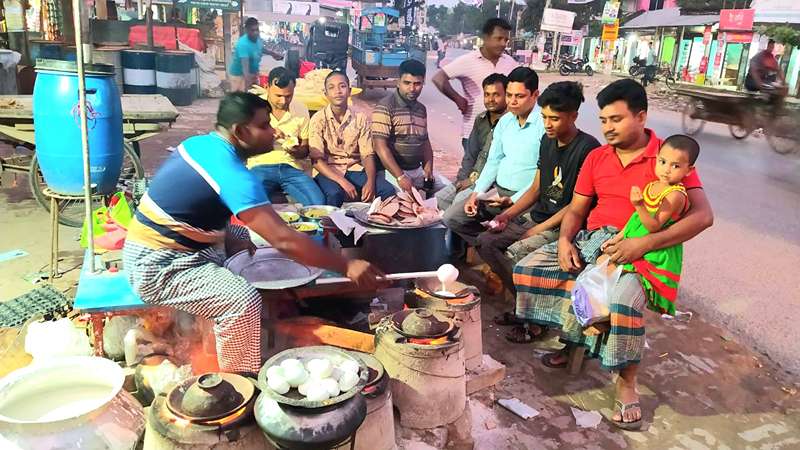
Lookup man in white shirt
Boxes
[432,18,518,153]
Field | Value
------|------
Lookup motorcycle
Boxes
[559,57,594,76]
[541,52,553,71]
[629,56,646,77]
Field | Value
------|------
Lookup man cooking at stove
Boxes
[123,92,383,374]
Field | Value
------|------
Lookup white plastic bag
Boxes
[24,318,92,361]
[571,259,622,327]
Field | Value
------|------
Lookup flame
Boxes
[408,336,449,345]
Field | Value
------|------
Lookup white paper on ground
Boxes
[571,407,603,428]
[329,211,367,244]
[497,398,540,420]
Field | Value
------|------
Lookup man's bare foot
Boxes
[583,322,611,336]
[612,374,642,424]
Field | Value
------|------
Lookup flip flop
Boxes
[504,325,542,343]
[540,350,570,369]
[610,400,643,431]
[493,312,522,326]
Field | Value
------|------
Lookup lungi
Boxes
[512,227,646,371]
[122,226,262,373]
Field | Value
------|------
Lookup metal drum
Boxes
[93,46,126,92]
[156,50,194,106]
[122,49,157,94]
[33,59,123,195]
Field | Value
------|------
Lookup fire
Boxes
[409,336,449,345]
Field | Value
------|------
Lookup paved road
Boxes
[420,49,800,375]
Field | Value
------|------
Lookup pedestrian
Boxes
[641,42,656,87]
[512,79,713,430]
[432,18,518,153]
[435,73,508,211]
[247,67,325,206]
[596,134,700,316]
[122,92,383,374]
[372,59,450,195]
[475,81,599,315]
[310,71,396,206]
[442,67,544,246]
[228,17,284,92]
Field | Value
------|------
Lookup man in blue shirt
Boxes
[443,67,544,246]
[124,92,383,374]
[229,17,284,92]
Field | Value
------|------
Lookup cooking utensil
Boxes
[314,270,438,285]
[299,205,340,221]
[225,248,324,290]
[390,309,455,338]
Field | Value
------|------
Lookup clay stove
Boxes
[373,309,467,429]
[408,278,483,371]
[144,372,268,449]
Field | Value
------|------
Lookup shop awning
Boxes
[620,8,718,30]
[751,0,800,24]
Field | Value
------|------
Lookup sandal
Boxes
[493,312,522,326]
[504,325,542,343]
[610,400,643,431]
[540,349,570,369]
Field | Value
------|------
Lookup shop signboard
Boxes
[561,30,583,46]
[540,8,576,34]
[176,0,240,10]
[601,20,619,42]
[724,31,753,44]
[272,0,320,16]
[602,1,620,25]
[719,9,754,31]
[702,26,712,45]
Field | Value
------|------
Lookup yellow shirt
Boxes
[247,100,311,170]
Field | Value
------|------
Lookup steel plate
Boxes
[352,206,442,230]
[224,248,324,290]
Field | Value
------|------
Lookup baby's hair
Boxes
[661,134,700,165]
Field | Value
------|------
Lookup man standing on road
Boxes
[248,67,325,205]
[442,67,544,245]
[512,79,713,430]
[372,59,450,195]
[476,81,599,307]
[432,18,518,153]
[229,17,284,92]
[435,73,508,211]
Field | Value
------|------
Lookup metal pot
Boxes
[0,356,146,449]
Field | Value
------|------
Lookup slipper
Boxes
[610,400,643,431]
[540,350,570,369]
[493,312,522,326]
[504,325,542,343]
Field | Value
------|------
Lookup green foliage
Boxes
[758,24,800,48]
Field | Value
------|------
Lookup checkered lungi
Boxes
[122,227,262,373]
[512,227,647,371]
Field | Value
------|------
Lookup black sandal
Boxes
[610,400,643,431]
[493,312,522,326]
[504,325,542,343]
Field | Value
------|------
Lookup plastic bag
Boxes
[24,318,92,361]
[571,259,623,327]
[80,192,134,250]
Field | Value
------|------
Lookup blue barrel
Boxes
[156,51,194,106]
[33,59,123,195]
[121,49,157,94]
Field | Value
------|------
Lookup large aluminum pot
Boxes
[0,356,145,449]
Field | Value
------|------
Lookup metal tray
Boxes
[224,248,324,290]
[351,206,442,230]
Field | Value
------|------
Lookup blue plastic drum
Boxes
[33,59,123,195]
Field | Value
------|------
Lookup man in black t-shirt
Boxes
[476,82,600,322]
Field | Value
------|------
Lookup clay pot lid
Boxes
[394,308,453,338]
[166,373,254,422]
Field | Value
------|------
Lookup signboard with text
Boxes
[602,1,620,25]
[561,30,583,46]
[723,31,754,44]
[176,0,239,11]
[719,9,754,31]
[601,20,619,42]
[540,8,576,34]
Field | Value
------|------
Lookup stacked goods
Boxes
[367,187,441,227]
